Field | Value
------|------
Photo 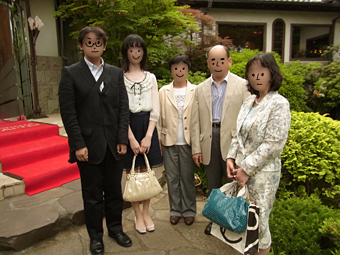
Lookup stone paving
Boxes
[1,183,240,255]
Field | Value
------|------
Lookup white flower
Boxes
[35,16,44,31]
[28,17,35,30]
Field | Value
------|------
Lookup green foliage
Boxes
[194,164,209,195]
[187,70,207,85]
[314,60,340,119]
[321,45,340,59]
[54,0,198,78]
[270,196,340,255]
[279,61,320,112]
[180,8,233,75]
[320,218,340,249]
[157,71,207,89]
[279,111,340,205]
[228,49,260,77]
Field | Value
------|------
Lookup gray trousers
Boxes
[206,126,229,193]
[162,144,196,217]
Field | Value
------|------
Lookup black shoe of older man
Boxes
[90,240,104,255]
[108,231,132,247]
[204,222,212,235]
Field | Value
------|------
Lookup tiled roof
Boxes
[176,0,340,11]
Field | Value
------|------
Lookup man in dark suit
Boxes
[59,26,131,255]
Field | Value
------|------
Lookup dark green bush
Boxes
[320,218,340,250]
[279,61,321,112]
[270,196,340,255]
[314,60,340,120]
[279,111,340,206]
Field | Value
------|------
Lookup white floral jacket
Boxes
[227,91,291,176]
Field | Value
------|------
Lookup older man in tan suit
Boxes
[191,45,250,235]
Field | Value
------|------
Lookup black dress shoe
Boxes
[90,240,104,255]
[204,222,212,235]
[108,231,132,247]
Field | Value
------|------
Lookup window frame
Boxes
[216,21,267,52]
[272,19,286,63]
[290,23,332,61]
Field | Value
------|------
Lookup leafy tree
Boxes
[179,8,233,75]
[54,0,198,78]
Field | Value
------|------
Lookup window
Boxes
[272,19,285,62]
[291,25,331,59]
[218,23,265,51]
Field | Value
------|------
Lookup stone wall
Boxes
[36,56,63,115]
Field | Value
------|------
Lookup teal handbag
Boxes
[202,182,250,233]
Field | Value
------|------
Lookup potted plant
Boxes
[194,173,202,187]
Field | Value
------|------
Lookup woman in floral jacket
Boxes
[226,53,291,255]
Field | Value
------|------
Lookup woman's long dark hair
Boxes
[121,34,148,72]
[245,53,283,97]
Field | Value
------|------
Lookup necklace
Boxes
[255,98,260,105]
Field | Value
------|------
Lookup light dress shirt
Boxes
[124,72,160,122]
[211,71,229,123]
[84,57,104,92]
[173,87,187,145]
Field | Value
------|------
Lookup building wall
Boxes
[203,8,340,62]
[36,56,62,115]
[29,0,58,57]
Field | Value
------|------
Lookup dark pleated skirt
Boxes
[124,111,163,170]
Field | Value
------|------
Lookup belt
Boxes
[212,122,221,128]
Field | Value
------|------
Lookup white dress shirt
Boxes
[84,57,104,91]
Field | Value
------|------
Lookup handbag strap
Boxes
[142,153,151,172]
[221,181,251,201]
[77,64,109,119]
[129,153,152,175]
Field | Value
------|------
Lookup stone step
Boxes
[0,173,25,200]
[0,166,166,251]
[29,113,66,137]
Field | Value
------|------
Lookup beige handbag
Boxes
[123,153,163,202]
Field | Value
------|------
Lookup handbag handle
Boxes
[130,153,151,175]
[221,181,251,201]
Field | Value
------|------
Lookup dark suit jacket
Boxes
[58,59,129,164]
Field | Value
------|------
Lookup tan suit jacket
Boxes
[191,72,250,165]
[158,81,196,146]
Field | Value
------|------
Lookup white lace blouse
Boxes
[124,71,160,122]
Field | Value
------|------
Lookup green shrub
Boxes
[320,218,340,249]
[314,60,340,120]
[188,70,207,85]
[157,71,207,89]
[279,111,340,205]
[279,61,321,112]
[270,196,340,255]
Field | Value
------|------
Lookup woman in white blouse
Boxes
[122,34,162,234]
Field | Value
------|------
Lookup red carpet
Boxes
[0,120,79,195]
